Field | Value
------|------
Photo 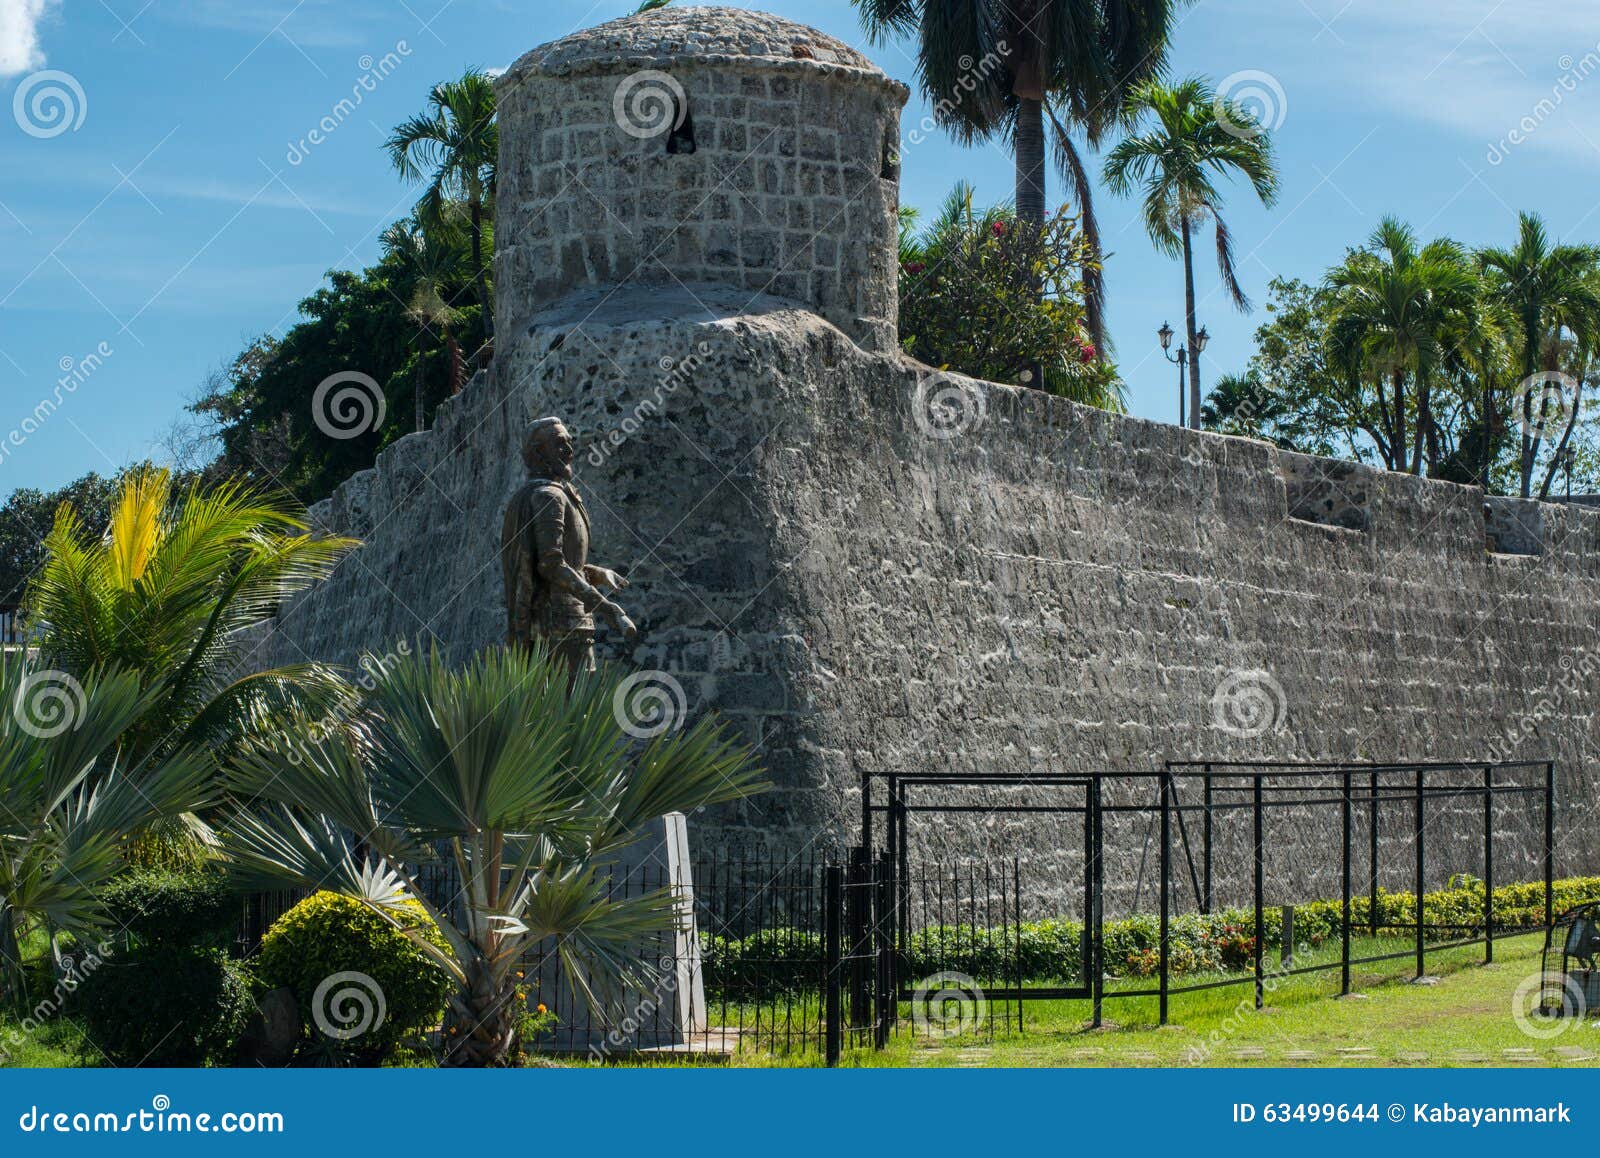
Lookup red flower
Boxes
[1078,343,1097,364]
[903,261,926,274]
[991,220,1007,237]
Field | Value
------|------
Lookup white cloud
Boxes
[0,0,58,78]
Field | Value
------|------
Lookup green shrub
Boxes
[77,945,252,1066]
[699,874,1600,994]
[99,867,236,950]
[255,892,451,1061]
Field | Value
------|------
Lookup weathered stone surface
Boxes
[245,7,1593,916]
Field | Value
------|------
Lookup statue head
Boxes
[522,417,574,480]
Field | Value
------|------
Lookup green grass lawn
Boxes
[843,931,1597,1068]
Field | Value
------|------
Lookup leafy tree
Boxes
[382,215,470,432]
[223,645,766,1067]
[387,71,498,344]
[25,468,357,767]
[0,657,212,1011]
[0,472,119,608]
[1478,212,1600,496]
[1104,77,1279,428]
[898,184,1123,408]
[854,0,1175,346]
[1324,218,1478,474]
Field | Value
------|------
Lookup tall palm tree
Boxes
[854,0,1174,348]
[0,657,212,1011]
[387,71,498,344]
[1324,218,1477,475]
[25,468,358,767]
[223,645,766,1067]
[1103,77,1279,428]
[382,216,470,432]
[1477,212,1600,496]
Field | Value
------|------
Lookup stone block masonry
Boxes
[242,7,1594,913]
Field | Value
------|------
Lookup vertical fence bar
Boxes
[1159,768,1172,1025]
[1341,768,1352,995]
[1253,773,1264,1011]
[1091,776,1105,1029]
[1546,761,1556,930]
[1414,767,1425,980]
[873,851,891,1049]
[1369,769,1380,937]
[824,864,842,1067]
[1483,765,1494,965]
[1202,765,1214,914]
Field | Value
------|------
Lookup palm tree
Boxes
[387,71,498,344]
[382,216,469,432]
[1477,212,1600,496]
[25,468,358,768]
[1324,218,1477,475]
[854,0,1174,347]
[1103,77,1279,428]
[222,645,766,1067]
[0,657,212,1011]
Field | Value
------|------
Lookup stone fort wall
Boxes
[248,282,1596,914]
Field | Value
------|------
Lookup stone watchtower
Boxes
[494,6,908,353]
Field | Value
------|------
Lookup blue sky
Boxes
[2,0,1598,493]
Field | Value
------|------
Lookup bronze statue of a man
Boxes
[501,417,636,675]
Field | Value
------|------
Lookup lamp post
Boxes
[1159,322,1194,428]
[1555,445,1576,499]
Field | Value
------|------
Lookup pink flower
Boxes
[1078,343,1097,364]
[991,220,1007,237]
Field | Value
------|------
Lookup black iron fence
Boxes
[232,759,1557,1065]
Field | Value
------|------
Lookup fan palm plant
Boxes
[222,645,765,1067]
[1103,76,1279,428]
[1324,218,1477,475]
[854,0,1174,348]
[24,468,358,768]
[381,215,470,431]
[386,71,498,343]
[0,657,213,1011]
[1477,212,1600,495]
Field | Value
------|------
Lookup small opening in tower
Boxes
[666,99,695,154]
[880,133,900,180]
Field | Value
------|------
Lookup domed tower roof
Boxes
[504,6,890,85]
